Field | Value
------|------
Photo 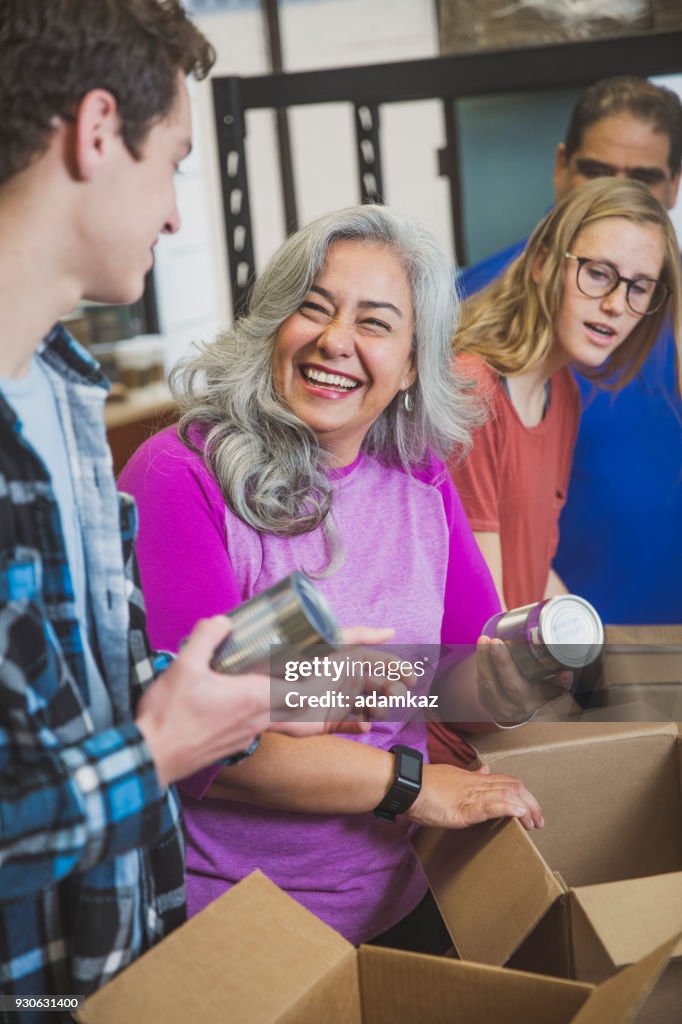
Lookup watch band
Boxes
[373,744,423,822]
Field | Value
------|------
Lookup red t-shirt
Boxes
[449,355,580,610]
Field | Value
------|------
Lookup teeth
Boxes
[303,367,359,390]
[587,323,613,337]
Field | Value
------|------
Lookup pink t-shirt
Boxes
[120,426,499,943]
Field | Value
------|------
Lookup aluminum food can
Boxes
[210,571,339,675]
[483,595,604,682]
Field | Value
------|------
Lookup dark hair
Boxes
[0,0,216,187]
[564,77,682,176]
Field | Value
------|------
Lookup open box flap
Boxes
[572,874,682,967]
[468,724,681,892]
[414,818,562,966]
[470,722,676,765]
[559,626,682,699]
[357,945,592,1023]
[76,871,356,1024]
[601,625,682,649]
[571,934,680,1024]
[277,953,361,1024]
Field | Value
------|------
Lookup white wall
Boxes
[199,0,443,272]
[154,3,269,368]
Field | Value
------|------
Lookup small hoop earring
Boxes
[403,389,414,413]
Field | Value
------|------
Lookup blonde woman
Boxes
[449,177,680,613]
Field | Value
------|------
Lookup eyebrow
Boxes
[310,284,404,318]
[575,157,667,182]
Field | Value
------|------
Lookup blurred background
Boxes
[71,0,680,469]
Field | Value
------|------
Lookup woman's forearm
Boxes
[208,728,545,832]
[206,732,394,814]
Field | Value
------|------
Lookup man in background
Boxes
[458,77,681,624]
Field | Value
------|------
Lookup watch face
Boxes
[401,751,422,783]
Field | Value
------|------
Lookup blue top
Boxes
[458,245,682,625]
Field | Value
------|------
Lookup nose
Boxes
[600,281,627,315]
[317,318,355,357]
[162,197,182,235]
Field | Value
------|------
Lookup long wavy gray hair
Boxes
[171,204,476,569]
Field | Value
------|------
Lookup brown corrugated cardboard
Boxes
[471,723,681,887]
[75,868,675,1024]
[595,627,682,684]
[76,870,360,1024]
[357,946,592,1024]
[572,876,682,971]
[77,871,674,1024]
[574,627,682,724]
[571,875,682,1024]
[417,722,682,1023]
[570,939,679,1024]
[414,817,562,966]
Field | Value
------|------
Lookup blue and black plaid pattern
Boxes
[0,327,185,1023]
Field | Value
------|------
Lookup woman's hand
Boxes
[268,624,414,736]
[406,762,544,832]
[476,635,573,726]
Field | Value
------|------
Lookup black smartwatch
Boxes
[373,744,423,822]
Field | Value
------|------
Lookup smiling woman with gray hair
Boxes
[120,204,546,953]
[171,203,475,564]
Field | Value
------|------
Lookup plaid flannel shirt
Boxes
[0,326,185,1023]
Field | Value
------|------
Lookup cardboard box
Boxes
[416,722,682,1023]
[77,870,673,1024]
[574,627,682,725]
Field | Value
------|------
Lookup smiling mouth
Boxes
[301,367,361,392]
[585,321,616,341]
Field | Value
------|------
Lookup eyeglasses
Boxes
[564,253,670,316]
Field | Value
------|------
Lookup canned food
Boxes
[210,571,339,675]
[483,595,604,682]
